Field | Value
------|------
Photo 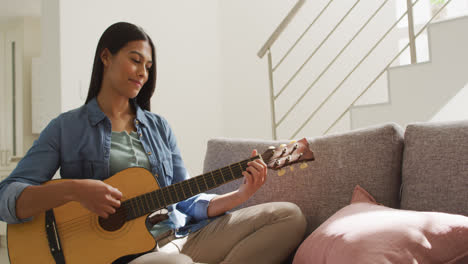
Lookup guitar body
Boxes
[7,168,158,264]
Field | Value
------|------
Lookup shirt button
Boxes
[147,151,152,155]
[139,133,142,138]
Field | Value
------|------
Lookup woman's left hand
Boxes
[237,149,268,200]
[207,149,268,218]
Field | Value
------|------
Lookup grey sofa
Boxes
[203,121,468,246]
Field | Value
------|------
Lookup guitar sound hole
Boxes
[98,208,127,232]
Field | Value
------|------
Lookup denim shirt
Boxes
[0,98,216,237]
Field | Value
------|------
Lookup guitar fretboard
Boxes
[121,156,259,220]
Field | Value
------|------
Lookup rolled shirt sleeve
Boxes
[176,193,217,222]
[0,182,33,223]
[0,118,60,224]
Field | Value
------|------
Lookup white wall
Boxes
[218,0,297,141]
[37,0,61,134]
[432,81,468,122]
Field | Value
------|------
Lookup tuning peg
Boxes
[292,143,299,151]
[275,160,281,167]
[281,148,287,155]
[280,144,286,148]
[268,146,275,150]
[289,140,297,144]
[300,162,308,169]
[278,168,286,176]
[287,155,292,162]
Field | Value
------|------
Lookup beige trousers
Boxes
[129,202,307,264]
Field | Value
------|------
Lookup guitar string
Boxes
[46,170,236,235]
[34,161,253,236]
[33,157,295,242]
[40,154,280,235]
[30,154,300,240]
[54,158,259,236]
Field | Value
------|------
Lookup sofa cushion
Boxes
[203,123,404,233]
[401,120,468,216]
[292,185,468,264]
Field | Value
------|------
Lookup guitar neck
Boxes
[123,156,260,220]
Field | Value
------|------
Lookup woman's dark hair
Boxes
[85,22,156,111]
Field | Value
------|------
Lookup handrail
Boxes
[323,0,453,135]
[257,0,305,59]
[406,0,417,63]
[275,0,361,101]
[290,0,421,138]
[276,0,389,128]
[272,0,335,72]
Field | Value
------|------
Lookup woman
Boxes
[0,22,306,264]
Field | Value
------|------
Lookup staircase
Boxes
[259,0,468,139]
[350,15,468,129]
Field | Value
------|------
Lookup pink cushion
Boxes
[293,185,468,264]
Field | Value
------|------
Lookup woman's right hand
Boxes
[72,179,122,218]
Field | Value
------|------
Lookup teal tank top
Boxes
[110,130,173,239]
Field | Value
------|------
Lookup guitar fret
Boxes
[160,188,168,206]
[134,198,140,217]
[122,202,130,219]
[123,201,130,219]
[156,190,165,208]
[126,200,132,219]
[133,198,139,217]
[163,188,173,204]
[133,197,140,216]
[227,166,235,181]
[194,178,202,193]
[237,162,244,179]
[143,194,150,213]
[184,181,190,195]
[149,192,157,210]
[154,192,161,209]
[207,172,216,188]
[139,196,146,216]
[185,179,193,197]
[169,187,176,204]
[201,175,209,191]
[147,193,154,211]
[215,171,226,185]
[185,181,193,196]
[173,185,180,202]
[231,165,241,180]
[180,182,187,199]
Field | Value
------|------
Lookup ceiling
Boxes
[0,0,41,18]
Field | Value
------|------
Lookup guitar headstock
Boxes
[261,138,314,171]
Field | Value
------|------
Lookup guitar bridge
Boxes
[45,209,66,264]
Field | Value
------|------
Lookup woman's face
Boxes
[102,40,153,99]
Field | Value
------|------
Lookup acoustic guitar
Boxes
[7,138,314,264]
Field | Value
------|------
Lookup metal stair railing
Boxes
[290,0,421,138]
[258,0,451,139]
